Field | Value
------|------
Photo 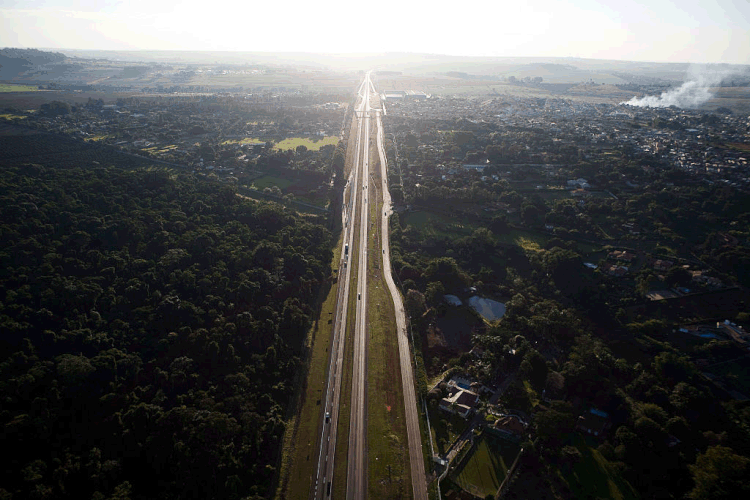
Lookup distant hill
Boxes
[6,48,749,86]
[51,49,713,84]
[0,48,67,78]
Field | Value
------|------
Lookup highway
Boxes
[311,75,369,500]
[311,72,427,500]
[346,71,371,500]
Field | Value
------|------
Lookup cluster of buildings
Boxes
[10,93,345,174]
[381,90,428,101]
[386,92,749,194]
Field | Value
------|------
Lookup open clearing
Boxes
[557,436,638,500]
[0,84,39,92]
[250,175,294,191]
[274,136,339,151]
[451,435,520,498]
[0,113,27,120]
[221,137,265,145]
[400,210,477,237]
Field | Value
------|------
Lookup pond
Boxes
[444,294,463,306]
[468,296,506,321]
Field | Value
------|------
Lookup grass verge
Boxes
[330,112,365,498]
[367,145,411,498]
[279,245,341,499]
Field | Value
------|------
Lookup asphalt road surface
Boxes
[374,89,429,500]
[311,73,427,500]
[311,76,369,500]
[345,71,371,500]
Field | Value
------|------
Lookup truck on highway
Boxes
[345,243,349,256]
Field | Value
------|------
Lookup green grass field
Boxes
[452,436,520,498]
[400,210,477,238]
[274,136,339,151]
[486,228,550,254]
[0,84,39,92]
[251,175,294,191]
[557,436,639,500]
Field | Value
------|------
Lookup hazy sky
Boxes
[2,0,749,64]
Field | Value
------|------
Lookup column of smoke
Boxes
[623,64,745,109]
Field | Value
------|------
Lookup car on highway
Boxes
[325,411,330,423]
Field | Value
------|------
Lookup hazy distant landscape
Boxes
[3,48,750,115]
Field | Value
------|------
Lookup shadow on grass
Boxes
[451,435,521,498]
[560,435,638,500]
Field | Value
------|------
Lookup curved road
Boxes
[374,87,428,500]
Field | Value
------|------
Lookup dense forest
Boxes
[0,161,332,499]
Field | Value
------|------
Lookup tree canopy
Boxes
[0,163,332,499]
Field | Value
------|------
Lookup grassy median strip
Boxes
[331,217,361,499]
[366,141,412,498]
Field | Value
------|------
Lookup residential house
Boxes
[439,386,479,419]
[601,262,628,277]
[653,259,674,272]
[691,270,723,288]
[720,320,750,348]
[488,415,525,442]
[608,250,636,263]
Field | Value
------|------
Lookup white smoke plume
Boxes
[623,64,746,109]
